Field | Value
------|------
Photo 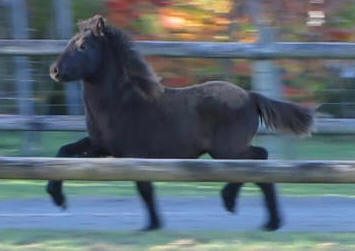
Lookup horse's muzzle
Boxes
[50,63,61,82]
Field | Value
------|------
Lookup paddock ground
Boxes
[0,195,354,231]
[1,195,355,250]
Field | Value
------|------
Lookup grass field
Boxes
[0,229,355,250]
[2,180,355,199]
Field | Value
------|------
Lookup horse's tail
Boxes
[249,91,314,136]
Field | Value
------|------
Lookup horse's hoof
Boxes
[53,194,67,210]
[60,200,67,210]
[221,189,236,213]
[48,191,67,210]
[46,183,67,209]
[262,219,282,231]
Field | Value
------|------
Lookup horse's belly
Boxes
[86,110,204,158]
[105,129,202,158]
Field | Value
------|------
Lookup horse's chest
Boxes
[86,110,144,152]
[85,104,115,148]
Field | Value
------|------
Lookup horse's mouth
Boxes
[50,72,61,82]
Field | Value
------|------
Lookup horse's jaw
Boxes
[49,72,60,82]
[50,73,82,83]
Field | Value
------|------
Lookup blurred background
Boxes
[0,0,354,159]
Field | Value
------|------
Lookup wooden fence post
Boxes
[53,0,82,115]
[251,29,289,159]
[9,0,37,156]
[248,0,289,159]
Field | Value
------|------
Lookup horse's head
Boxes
[50,15,107,82]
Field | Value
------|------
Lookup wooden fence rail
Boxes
[0,115,352,134]
[1,40,355,59]
[0,157,355,183]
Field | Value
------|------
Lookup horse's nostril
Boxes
[50,64,61,81]
[50,64,59,74]
[53,67,58,74]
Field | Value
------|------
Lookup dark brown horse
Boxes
[48,15,313,231]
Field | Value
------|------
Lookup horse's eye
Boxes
[79,44,87,50]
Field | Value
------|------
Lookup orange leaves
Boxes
[105,0,140,25]
[105,0,240,41]
[325,28,353,41]
[158,7,187,29]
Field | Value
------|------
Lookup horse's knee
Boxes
[251,146,268,160]
[56,137,93,157]
[56,141,86,157]
[56,144,73,157]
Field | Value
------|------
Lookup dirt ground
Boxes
[0,195,354,232]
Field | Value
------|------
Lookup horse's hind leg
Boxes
[256,182,281,231]
[221,146,268,213]
[242,147,281,230]
[47,137,92,209]
[136,181,161,230]
[214,146,282,231]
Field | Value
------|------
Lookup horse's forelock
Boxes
[77,15,107,34]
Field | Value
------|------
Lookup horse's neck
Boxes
[82,50,162,116]
[83,81,117,114]
[83,80,117,119]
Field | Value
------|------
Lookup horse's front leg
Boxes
[136,181,162,230]
[46,137,94,209]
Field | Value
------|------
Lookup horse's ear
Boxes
[95,16,105,36]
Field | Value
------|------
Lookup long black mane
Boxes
[79,16,162,99]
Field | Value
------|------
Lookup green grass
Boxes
[0,131,86,157]
[1,180,355,199]
[1,229,355,250]
[253,134,355,160]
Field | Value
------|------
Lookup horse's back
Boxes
[164,80,250,110]
[197,80,250,108]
